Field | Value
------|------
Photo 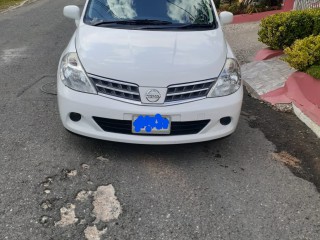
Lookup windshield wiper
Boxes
[178,23,214,29]
[93,19,173,26]
[139,23,214,30]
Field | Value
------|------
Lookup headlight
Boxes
[60,52,97,94]
[207,58,241,98]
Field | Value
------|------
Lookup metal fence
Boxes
[294,0,320,9]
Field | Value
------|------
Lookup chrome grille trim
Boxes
[89,74,141,102]
[88,74,216,105]
[89,74,138,87]
[95,84,140,96]
[166,88,210,96]
[168,79,214,88]
[165,79,216,103]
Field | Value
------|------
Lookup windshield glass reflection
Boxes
[167,0,213,24]
[84,0,215,28]
[106,0,137,19]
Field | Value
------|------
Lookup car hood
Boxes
[76,25,227,87]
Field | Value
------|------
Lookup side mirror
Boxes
[219,11,233,26]
[63,5,81,26]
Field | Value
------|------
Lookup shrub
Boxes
[214,0,221,9]
[218,3,231,12]
[314,17,320,35]
[258,11,315,50]
[283,35,320,71]
[306,65,320,79]
[218,2,278,15]
[227,3,244,15]
[308,9,320,35]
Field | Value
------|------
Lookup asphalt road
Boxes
[1,1,320,239]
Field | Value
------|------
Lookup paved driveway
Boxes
[1,1,320,239]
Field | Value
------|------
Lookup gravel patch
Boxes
[224,22,266,64]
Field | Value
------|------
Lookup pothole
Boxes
[67,170,77,177]
[76,190,92,202]
[55,203,78,227]
[39,215,52,226]
[44,189,51,194]
[40,200,52,210]
[60,169,78,179]
[51,184,122,239]
[84,225,108,240]
[39,166,122,240]
[42,177,53,188]
[92,185,122,223]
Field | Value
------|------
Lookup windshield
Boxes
[84,0,216,30]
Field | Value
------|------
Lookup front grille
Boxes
[93,117,210,136]
[90,75,141,102]
[165,79,216,103]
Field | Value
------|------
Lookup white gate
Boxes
[294,0,320,9]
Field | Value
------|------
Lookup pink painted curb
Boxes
[233,10,284,24]
[254,48,284,61]
[261,72,320,126]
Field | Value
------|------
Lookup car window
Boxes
[84,0,216,29]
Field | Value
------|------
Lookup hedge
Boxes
[258,9,320,50]
[283,35,320,72]
[306,65,320,79]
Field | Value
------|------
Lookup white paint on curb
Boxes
[293,104,320,138]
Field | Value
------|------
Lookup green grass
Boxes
[306,65,320,80]
[0,0,25,11]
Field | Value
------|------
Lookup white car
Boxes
[58,0,243,145]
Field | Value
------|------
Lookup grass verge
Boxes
[0,0,26,11]
[306,65,320,80]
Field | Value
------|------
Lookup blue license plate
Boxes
[132,114,171,134]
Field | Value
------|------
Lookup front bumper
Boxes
[57,80,243,145]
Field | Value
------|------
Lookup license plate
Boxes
[132,114,171,135]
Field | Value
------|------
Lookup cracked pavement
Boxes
[1,1,320,239]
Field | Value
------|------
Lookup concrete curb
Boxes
[242,54,320,138]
